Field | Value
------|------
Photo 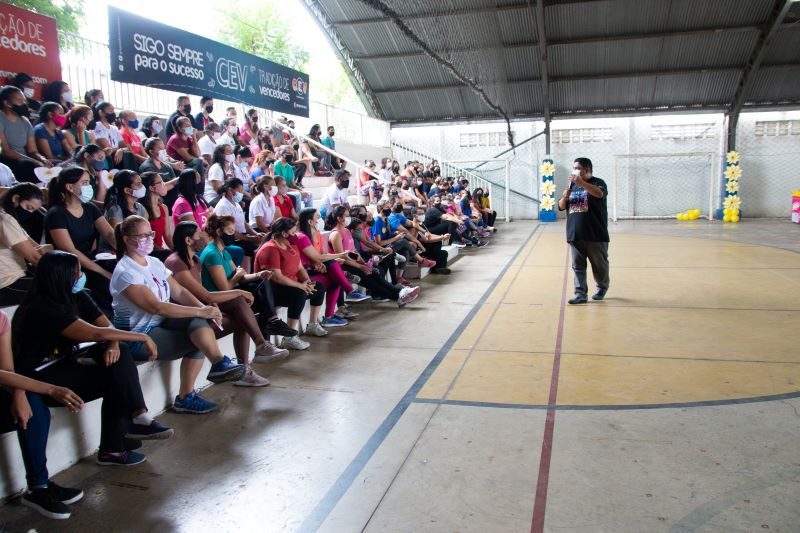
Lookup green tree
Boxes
[217,3,309,72]
[4,0,84,34]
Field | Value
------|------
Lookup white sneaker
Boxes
[452,242,466,249]
[398,286,421,307]
[233,368,271,387]
[304,321,329,337]
[253,343,290,364]
[279,336,310,350]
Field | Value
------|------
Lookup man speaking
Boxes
[557,157,610,305]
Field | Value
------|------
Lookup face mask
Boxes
[183,127,193,136]
[204,105,213,114]
[62,91,73,103]
[131,185,146,199]
[23,87,35,99]
[78,184,94,203]
[366,219,375,227]
[135,235,154,256]
[228,126,238,135]
[127,119,139,129]
[284,155,294,163]
[416,215,425,222]
[14,206,36,223]
[182,104,192,114]
[233,192,244,203]
[158,149,168,162]
[270,186,278,196]
[344,216,352,226]
[225,154,236,163]
[340,180,350,189]
[357,213,367,221]
[72,272,87,294]
[212,132,221,141]
[221,233,236,246]
[328,131,334,137]
[249,116,258,123]
[417,180,423,186]
[152,122,163,134]
[315,218,324,231]
[154,182,167,196]
[11,103,29,117]
[53,114,67,127]
[104,112,116,123]
[90,159,104,171]
[381,208,391,217]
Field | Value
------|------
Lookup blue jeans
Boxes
[1,390,51,488]
[288,192,313,211]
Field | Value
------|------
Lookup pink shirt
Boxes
[0,309,9,335]
[172,195,209,228]
[288,232,314,269]
[331,228,355,252]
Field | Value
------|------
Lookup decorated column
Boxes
[539,157,557,222]
[721,150,742,223]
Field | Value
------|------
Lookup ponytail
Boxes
[114,223,125,261]
[115,215,149,261]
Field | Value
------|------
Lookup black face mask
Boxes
[265,159,276,166]
[340,180,349,189]
[204,105,213,114]
[221,233,236,246]
[104,112,116,123]
[381,208,391,217]
[182,104,192,115]
[292,144,299,151]
[11,103,29,118]
[14,206,35,223]
[357,213,367,221]
[393,206,403,214]
[284,155,294,163]
[366,219,375,227]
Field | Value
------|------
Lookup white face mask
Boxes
[62,91,73,103]
[131,186,146,199]
[158,149,168,162]
[416,215,425,222]
[228,126,238,135]
[269,186,278,196]
[315,218,324,231]
[152,122,163,134]
[212,132,221,141]
[23,87,35,99]
[225,154,235,163]
[344,216,352,226]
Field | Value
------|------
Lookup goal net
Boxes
[611,153,715,221]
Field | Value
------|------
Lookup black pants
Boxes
[239,280,277,330]
[234,239,258,263]
[291,163,306,186]
[0,276,34,307]
[33,343,146,453]
[271,281,324,320]
[111,151,139,171]
[484,210,497,227]
[427,220,459,239]
[363,251,398,285]
[342,263,400,300]
[422,240,448,269]
[86,259,116,314]
[0,156,38,183]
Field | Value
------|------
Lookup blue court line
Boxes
[412,391,800,411]
[298,223,542,533]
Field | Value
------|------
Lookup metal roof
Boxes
[303,0,800,124]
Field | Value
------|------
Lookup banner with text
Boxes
[108,6,309,117]
[0,1,62,99]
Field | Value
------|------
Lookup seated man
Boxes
[166,116,205,179]
[164,95,196,140]
[197,122,220,166]
[319,169,351,218]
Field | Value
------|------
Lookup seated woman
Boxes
[204,143,235,204]
[0,85,53,182]
[166,116,204,179]
[63,143,108,204]
[172,168,211,228]
[1,307,86,520]
[326,206,419,307]
[213,178,263,270]
[371,200,432,286]
[140,171,173,257]
[92,101,137,171]
[294,208,363,328]
[2,180,45,243]
[62,104,95,152]
[10,251,173,471]
[104,170,148,230]
[274,176,298,221]
[110,216,245,414]
[33,102,70,162]
[139,137,179,208]
[45,166,117,311]
[0,184,50,306]
[249,176,278,233]
[254,218,328,350]
[117,110,147,166]
[472,187,497,230]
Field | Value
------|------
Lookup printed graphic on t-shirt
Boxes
[568,188,589,214]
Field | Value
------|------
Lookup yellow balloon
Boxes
[692,213,700,220]
[723,214,731,222]
[676,213,683,220]
[723,208,730,216]
[732,215,740,222]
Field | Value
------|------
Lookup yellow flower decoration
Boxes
[542,181,556,195]
[540,196,556,211]
[725,165,742,180]
[725,181,739,193]
[723,195,741,211]
[539,162,555,176]
[726,151,740,164]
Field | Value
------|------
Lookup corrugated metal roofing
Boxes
[313,0,800,123]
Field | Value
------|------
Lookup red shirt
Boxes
[149,203,168,248]
[275,194,293,218]
[120,128,143,156]
[255,240,301,282]
[166,134,194,161]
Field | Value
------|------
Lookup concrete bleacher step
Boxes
[403,263,430,280]
[443,244,459,264]
[300,176,334,189]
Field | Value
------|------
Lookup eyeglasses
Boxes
[128,231,155,240]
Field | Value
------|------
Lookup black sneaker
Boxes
[47,481,83,505]
[264,317,298,337]
[592,288,608,300]
[22,487,71,519]
[568,296,588,305]
[476,240,489,248]
[431,267,451,275]
[125,420,174,440]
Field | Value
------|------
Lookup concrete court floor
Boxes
[2,219,800,533]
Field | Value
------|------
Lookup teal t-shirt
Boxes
[199,242,234,292]
[274,161,295,187]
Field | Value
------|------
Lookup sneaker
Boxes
[345,290,370,303]
[304,321,329,337]
[345,272,361,284]
[48,481,83,505]
[173,390,218,414]
[321,316,348,327]
[420,258,437,268]
[568,296,588,305]
[264,317,297,337]
[96,450,147,467]
[395,254,407,263]
[371,295,390,303]
[253,342,290,363]
[207,355,245,383]
[476,240,489,248]
[125,420,174,440]
[233,367,271,387]
[592,288,608,301]
[279,335,310,350]
[397,276,412,286]
[431,267,451,275]
[398,286,421,307]
[22,487,71,519]
[337,307,359,320]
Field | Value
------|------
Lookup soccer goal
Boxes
[611,152,716,221]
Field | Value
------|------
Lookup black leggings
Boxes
[34,343,146,453]
[363,251,398,285]
[343,263,401,300]
[234,239,258,262]
[271,281,324,320]
[238,280,278,329]
[0,276,34,307]
[422,240,448,269]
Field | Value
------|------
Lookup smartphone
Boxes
[212,319,224,331]
[347,252,359,261]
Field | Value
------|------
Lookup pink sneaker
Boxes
[421,258,437,268]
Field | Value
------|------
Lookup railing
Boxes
[57,32,391,148]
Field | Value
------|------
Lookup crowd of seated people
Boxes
[0,80,500,520]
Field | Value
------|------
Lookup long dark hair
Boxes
[66,143,103,170]
[172,221,199,268]
[41,81,69,108]
[218,177,243,199]
[325,205,347,231]
[106,170,139,219]
[141,115,160,138]
[93,101,113,125]
[47,166,86,208]
[211,143,229,168]
[12,250,81,355]
[177,169,205,209]
[1,183,43,213]
[36,101,61,126]
[267,217,296,242]
[139,171,162,219]
[297,207,317,240]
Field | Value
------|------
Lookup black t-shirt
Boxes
[45,203,102,258]
[565,177,609,242]
[165,111,197,139]
[12,291,103,375]
[424,206,445,227]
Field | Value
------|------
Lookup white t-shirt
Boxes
[198,134,217,156]
[0,162,16,187]
[249,193,276,228]
[379,168,394,186]
[93,122,123,149]
[214,195,246,233]
[320,183,349,214]
[217,132,236,147]
[111,255,171,333]
[204,162,227,203]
